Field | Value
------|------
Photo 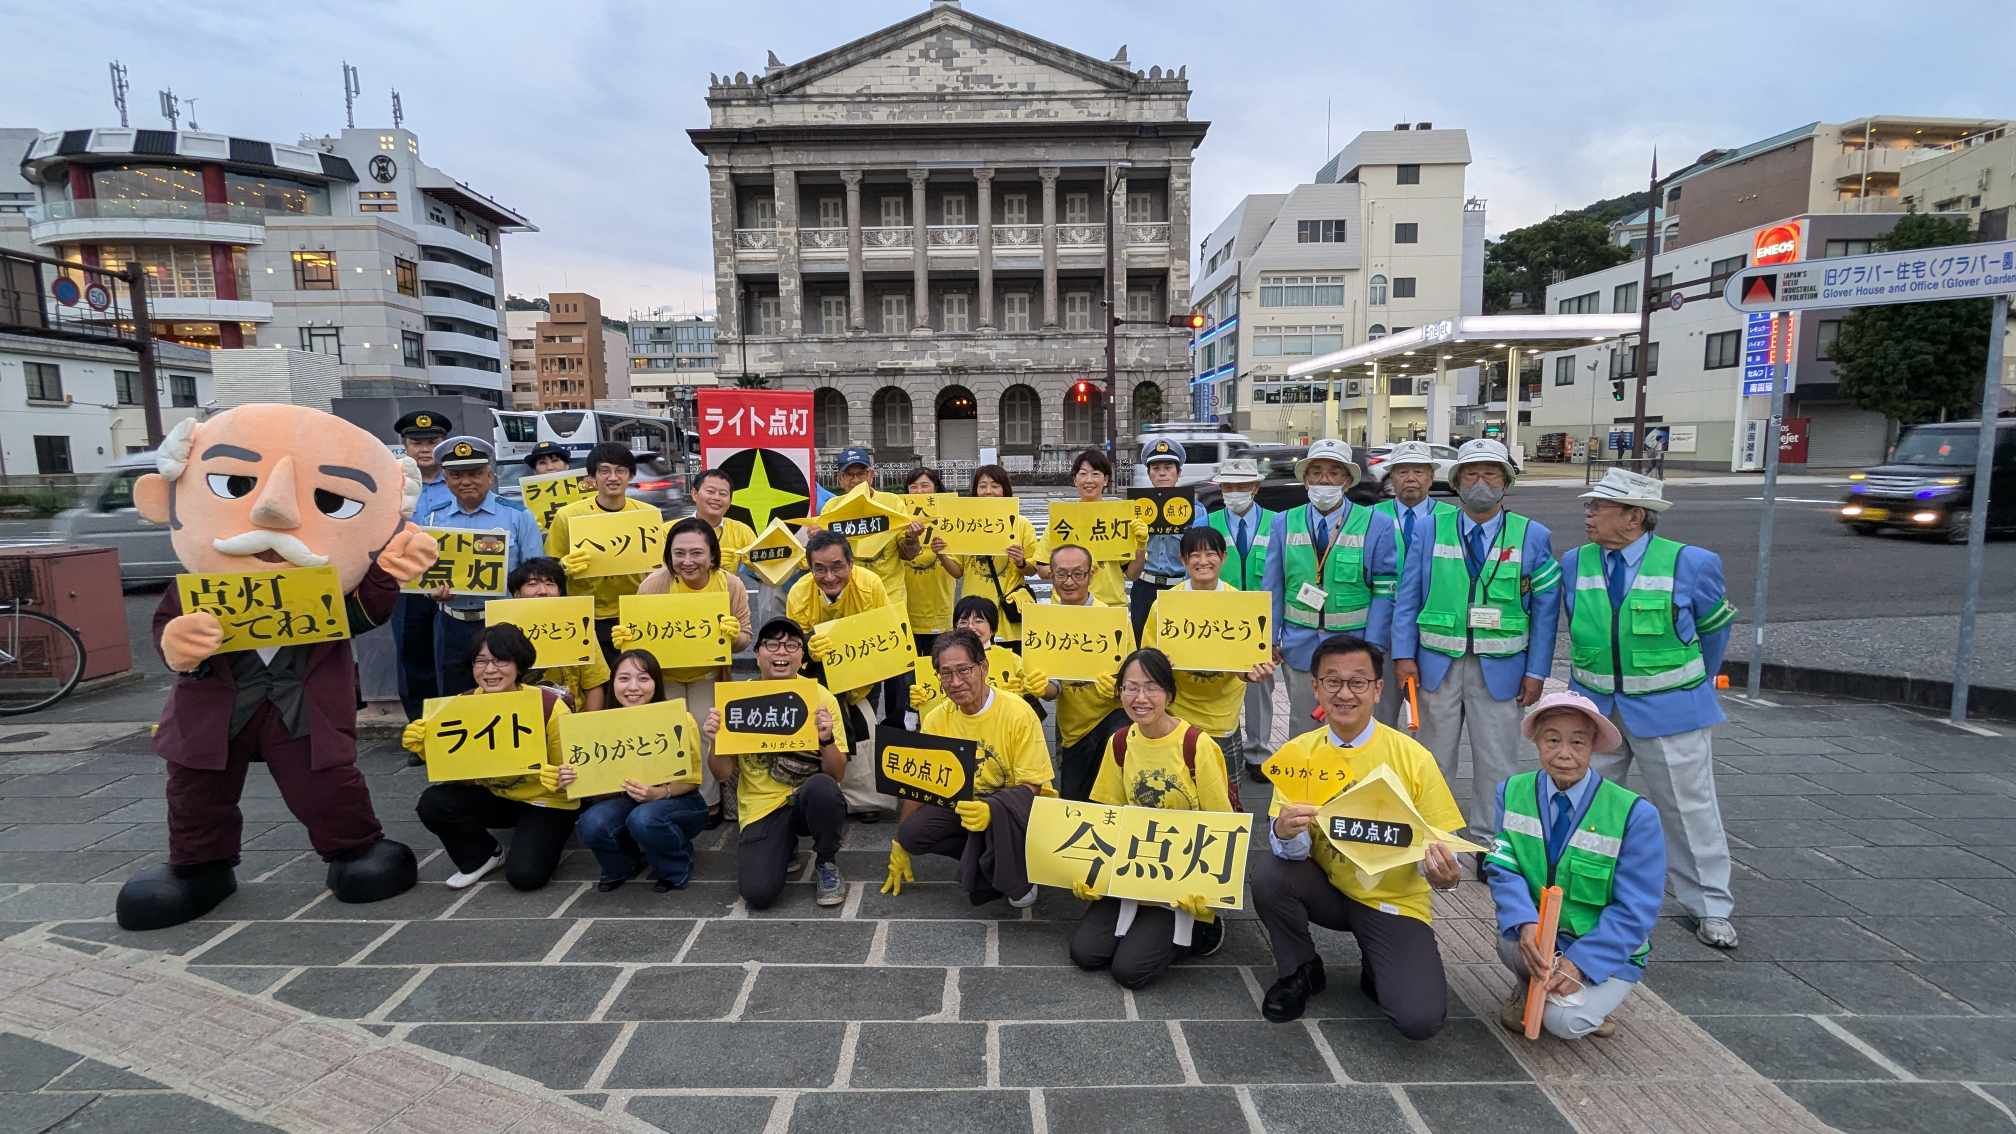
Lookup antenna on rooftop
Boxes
[109,61,130,127]
[183,98,199,131]
[158,88,179,129]
[391,88,404,129]
[342,62,361,128]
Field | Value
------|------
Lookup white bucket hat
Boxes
[1580,467,1672,512]
[1294,438,1362,484]
[1385,440,1437,470]
[1451,438,1518,485]
[1214,458,1261,482]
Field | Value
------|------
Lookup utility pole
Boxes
[1630,150,1659,460]
[128,265,163,446]
[1102,165,1121,458]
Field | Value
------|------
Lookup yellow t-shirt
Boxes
[545,496,659,620]
[1265,723,1465,924]
[1090,722,1234,814]
[1045,595,1127,746]
[905,549,956,635]
[733,685,846,828]
[785,563,889,631]
[1141,579,1248,736]
[477,691,578,810]
[921,690,1055,797]
[715,516,757,576]
[960,513,1042,642]
[528,653,610,712]
[914,644,1021,719]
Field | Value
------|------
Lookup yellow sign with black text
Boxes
[567,508,667,577]
[557,699,701,799]
[714,678,825,756]
[422,688,548,783]
[1045,500,1138,563]
[813,603,913,693]
[404,528,510,597]
[1149,588,1272,673]
[485,596,596,670]
[176,566,350,654]
[618,592,732,670]
[924,496,1020,557]
[1020,603,1132,682]
[519,469,594,531]
[1025,796,1253,909]
[742,518,807,587]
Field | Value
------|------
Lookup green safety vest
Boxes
[1569,537,1729,695]
[1415,510,1558,659]
[1281,504,1382,631]
[1207,507,1275,592]
[1484,770,1651,968]
[1371,499,1449,580]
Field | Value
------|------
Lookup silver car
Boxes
[52,455,179,584]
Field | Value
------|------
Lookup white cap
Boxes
[1295,438,1361,484]
[1451,438,1518,485]
[1580,467,1671,511]
[1385,440,1437,470]
[1214,458,1261,482]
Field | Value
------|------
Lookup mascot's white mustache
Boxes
[211,529,331,568]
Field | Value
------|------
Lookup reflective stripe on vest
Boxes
[1415,510,1532,658]
[1208,508,1274,592]
[1281,504,1374,630]
[1568,538,1707,695]
[1489,771,1650,968]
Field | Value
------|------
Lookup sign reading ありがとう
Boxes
[557,699,701,798]
[617,592,732,670]
[1148,588,1271,672]
[485,596,597,670]
[813,603,913,693]
[1020,602,1133,683]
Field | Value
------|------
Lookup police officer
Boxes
[1391,439,1561,847]
[392,410,453,725]
[1560,468,1740,949]
[1370,441,1453,727]
[423,436,544,700]
[1260,439,1399,731]
[1205,457,1279,779]
[1130,438,1203,638]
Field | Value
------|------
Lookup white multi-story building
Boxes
[1189,125,1486,443]
[626,312,719,416]
[6,125,534,403]
[0,332,213,474]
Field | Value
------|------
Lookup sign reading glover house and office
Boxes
[1725,239,2016,314]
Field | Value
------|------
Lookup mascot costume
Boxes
[116,404,441,930]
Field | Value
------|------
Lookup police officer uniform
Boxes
[392,410,452,722]
[424,436,544,698]
[1130,438,1204,639]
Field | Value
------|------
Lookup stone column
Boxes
[1166,155,1195,317]
[842,170,864,332]
[709,165,741,344]
[774,168,802,338]
[910,170,930,332]
[975,168,994,329]
[1039,166,1059,329]
[1109,166,1129,326]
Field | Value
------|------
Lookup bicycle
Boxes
[0,559,86,715]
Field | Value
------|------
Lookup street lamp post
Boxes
[1102,162,1131,458]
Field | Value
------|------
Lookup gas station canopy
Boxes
[1284,314,1643,380]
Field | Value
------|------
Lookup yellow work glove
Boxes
[908,683,933,709]
[880,840,914,896]
[721,549,743,575]
[1131,519,1151,547]
[994,669,1023,696]
[608,623,641,649]
[400,719,429,756]
[954,799,992,833]
[559,549,594,578]
[537,765,563,794]
[1071,880,1101,903]
[1020,667,1052,698]
[1093,671,1118,701]
[808,632,836,662]
[717,613,742,641]
[1175,893,1218,924]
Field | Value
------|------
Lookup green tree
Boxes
[1483,214,1633,313]
[1831,214,1992,425]
[734,373,770,389]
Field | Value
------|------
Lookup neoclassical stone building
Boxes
[688,0,1206,474]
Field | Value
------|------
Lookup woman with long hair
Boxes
[562,649,707,893]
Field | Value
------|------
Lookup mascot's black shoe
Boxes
[327,838,418,904]
[115,861,236,931]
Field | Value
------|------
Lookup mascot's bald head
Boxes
[136,405,420,592]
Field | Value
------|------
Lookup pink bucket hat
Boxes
[1521,690,1624,754]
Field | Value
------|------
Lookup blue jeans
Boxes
[575,793,709,886]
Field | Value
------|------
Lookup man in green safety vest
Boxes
[1391,439,1562,847]
[1206,457,1279,780]
[1371,441,1453,727]
[1483,691,1665,1040]
[1559,468,1740,950]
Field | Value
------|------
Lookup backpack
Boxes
[1111,723,1243,812]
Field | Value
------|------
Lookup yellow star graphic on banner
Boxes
[734,455,807,531]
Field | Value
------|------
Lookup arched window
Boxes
[999,384,1041,451]
[871,387,913,454]
[813,387,849,449]
[1367,323,1387,340]
[1131,380,1163,435]
[1369,274,1388,305]
[1061,382,1104,449]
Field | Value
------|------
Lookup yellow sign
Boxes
[618,592,731,669]
[1127,487,1197,536]
[520,469,594,531]
[1313,764,1489,877]
[902,492,960,522]
[715,678,824,755]
[485,596,596,670]
[404,527,510,597]
[1025,796,1253,909]
[1262,743,1358,808]
[1149,588,1272,673]
[557,699,701,799]
[1021,602,1132,682]
[423,688,548,783]
[742,518,806,587]
[911,645,1022,715]
[567,508,666,577]
[813,602,913,693]
[925,496,1021,557]
[1045,500,1138,563]
[872,725,977,808]
[177,566,350,654]
[798,484,911,559]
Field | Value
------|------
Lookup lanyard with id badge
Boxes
[1298,510,1346,612]
[1465,520,1514,630]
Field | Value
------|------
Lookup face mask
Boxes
[1459,480,1506,513]
[1221,491,1255,514]
[1306,485,1344,511]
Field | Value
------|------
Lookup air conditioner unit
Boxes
[1416,378,1431,395]
[1345,380,1362,398]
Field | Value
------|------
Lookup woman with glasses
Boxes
[882,628,1054,907]
[406,624,578,892]
[932,464,1042,651]
[1037,449,1149,608]
[1069,647,1236,986]
[560,650,707,894]
[1141,526,1278,781]
[702,618,850,909]
[618,517,752,827]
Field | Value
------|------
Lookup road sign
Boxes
[1724,238,2016,313]
[50,277,79,306]
[1667,290,1685,311]
[84,282,111,311]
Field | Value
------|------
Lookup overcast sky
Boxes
[10,0,2006,317]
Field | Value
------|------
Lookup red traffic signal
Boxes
[1071,379,1091,404]
[1167,311,1207,331]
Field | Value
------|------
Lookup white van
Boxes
[1129,422,1254,488]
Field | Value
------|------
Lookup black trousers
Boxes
[1251,852,1449,1041]
[736,773,847,910]
[1058,709,1128,802]
[415,783,577,892]
[1070,898,1189,989]
[1128,577,1171,641]
[393,595,439,720]
[897,786,1035,900]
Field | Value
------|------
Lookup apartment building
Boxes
[1901,129,2015,241]
[0,333,213,474]
[1189,125,1486,443]
[626,311,718,415]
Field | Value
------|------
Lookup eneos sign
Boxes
[1752,222,1802,266]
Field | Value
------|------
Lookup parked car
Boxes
[1839,419,2015,542]
[494,455,689,519]
[1192,444,1309,514]
[1362,443,1458,496]
[52,455,177,584]
[1128,423,1253,489]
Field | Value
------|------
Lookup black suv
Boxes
[1840,420,2014,542]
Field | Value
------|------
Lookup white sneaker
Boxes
[1008,886,1040,909]
[445,850,503,890]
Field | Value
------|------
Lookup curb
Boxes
[1718,658,2016,723]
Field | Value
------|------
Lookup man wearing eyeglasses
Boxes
[1020,542,1130,801]
[1251,634,1464,1039]
[787,529,897,813]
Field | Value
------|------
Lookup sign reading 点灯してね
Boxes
[176,566,350,653]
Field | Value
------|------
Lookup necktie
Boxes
[1547,792,1574,863]
[1313,514,1329,551]
[1402,507,1416,549]
[1606,550,1628,608]
[1237,514,1253,560]
[1465,523,1487,579]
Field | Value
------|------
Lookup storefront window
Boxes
[225,173,330,215]
[90,164,204,203]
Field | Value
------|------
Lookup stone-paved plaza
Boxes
[3,694,2016,1132]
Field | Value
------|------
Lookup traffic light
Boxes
[1072,379,1091,404]
[1611,379,1627,402]
[1167,311,1207,331]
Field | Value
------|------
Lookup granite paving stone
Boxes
[406,1022,624,1089]
[847,1022,987,1088]
[743,964,947,1021]
[387,964,621,1022]
[0,823,136,851]
[601,963,746,1020]
[1780,962,1979,1016]
[1838,1017,2016,1081]
[1181,1019,1334,1083]
[1695,1014,1892,1079]
[1725,878,1860,916]
[683,918,875,963]
[46,1057,166,1091]
[1125,965,1260,1020]
[0,882,121,921]
[1644,962,1844,1014]
[190,920,388,966]
[881,921,987,966]
[1857,916,2016,962]
[558,879,738,919]
[1247,1085,1417,1133]
[1403,1084,1579,1134]
[36,1092,287,1132]
[1042,1086,1247,1133]
[1903,961,2016,1013]
[1784,1082,2016,1134]
[605,1022,845,1088]
[187,965,294,994]
[624,1094,780,1133]
[1317,1018,1530,1082]
[1729,847,1870,880]
[296,881,466,922]
[1811,878,2000,917]
[200,882,331,921]
[999,1020,1181,1086]
[0,1031,84,1090]
[1824,845,2013,878]
[442,880,586,919]
[559,918,699,962]
[271,965,421,1018]
[993,920,1075,965]
[360,917,575,965]
[785,1089,1034,1134]
[46,919,236,957]
[1705,916,1912,962]
[855,883,1023,920]
[956,965,1127,1020]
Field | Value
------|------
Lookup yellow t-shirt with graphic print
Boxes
[1090,722,1235,815]
[921,690,1054,797]
[733,684,846,828]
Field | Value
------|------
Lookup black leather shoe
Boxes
[326,839,417,904]
[1261,956,1327,1023]
[115,861,236,931]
